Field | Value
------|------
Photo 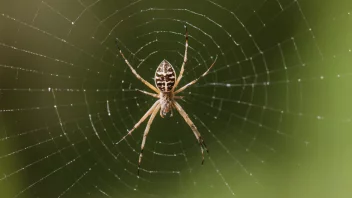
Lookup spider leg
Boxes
[170,108,174,117]
[160,109,164,118]
[136,89,159,98]
[116,100,159,145]
[173,101,209,164]
[138,103,161,176]
[172,25,188,91]
[174,55,218,95]
[174,96,185,101]
[115,39,160,93]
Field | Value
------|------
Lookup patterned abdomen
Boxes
[155,60,176,92]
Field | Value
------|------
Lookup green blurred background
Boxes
[0,0,351,197]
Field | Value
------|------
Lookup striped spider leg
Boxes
[115,26,217,176]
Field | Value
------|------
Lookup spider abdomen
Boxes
[155,59,176,92]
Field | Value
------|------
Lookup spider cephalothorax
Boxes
[159,91,173,117]
[116,26,217,176]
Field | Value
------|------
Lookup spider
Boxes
[116,26,217,175]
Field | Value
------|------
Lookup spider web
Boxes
[0,0,351,197]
